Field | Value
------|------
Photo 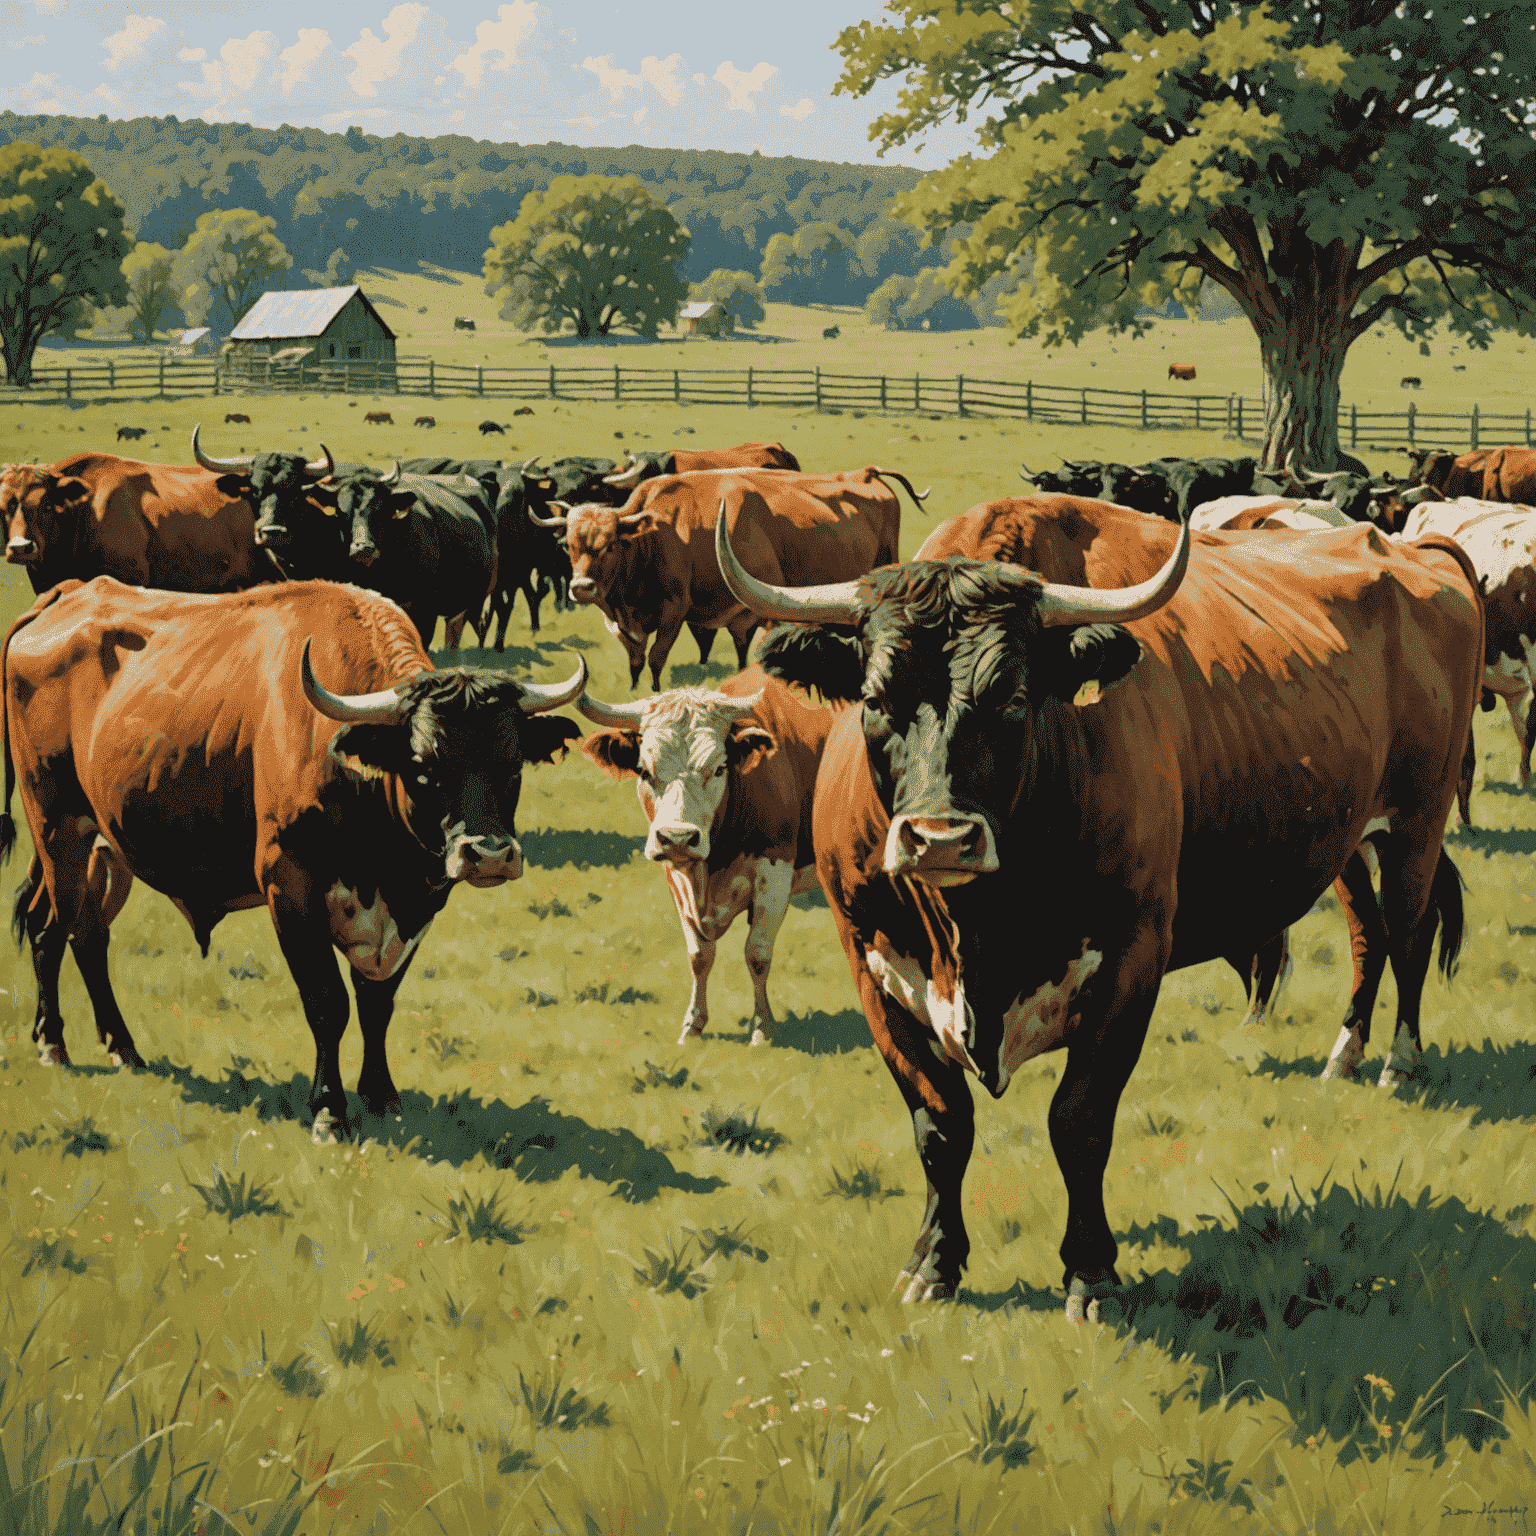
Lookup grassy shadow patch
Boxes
[1477,776,1535,797]
[666,660,735,688]
[956,1277,1064,1315]
[1113,1184,1536,1459]
[1445,823,1536,858]
[790,888,828,911]
[519,828,645,870]
[766,1008,871,1056]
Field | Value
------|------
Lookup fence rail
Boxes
[1,356,1527,453]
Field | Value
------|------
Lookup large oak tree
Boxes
[837,0,1536,469]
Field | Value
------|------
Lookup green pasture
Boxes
[55,260,1536,422]
[0,399,1533,1534]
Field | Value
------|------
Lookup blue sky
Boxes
[2,0,981,166]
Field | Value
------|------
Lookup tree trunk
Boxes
[1258,312,1349,473]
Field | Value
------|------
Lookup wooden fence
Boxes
[3,355,1528,452]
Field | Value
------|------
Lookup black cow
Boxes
[478,421,507,437]
[1019,460,1105,497]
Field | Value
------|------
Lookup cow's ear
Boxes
[328,723,409,782]
[726,722,777,772]
[757,626,865,703]
[49,476,91,511]
[581,728,641,778]
[523,716,583,766]
[1034,623,1143,704]
[214,474,248,497]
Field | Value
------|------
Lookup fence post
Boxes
[429,358,435,398]
[548,363,556,399]
[815,366,822,411]
[1026,380,1033,422]
[1194,396,1200,432]
[108,359,114,392]
[1471,402,1480,451]
[157,355,165,396]
[65,368,71,403]
[1237,397,1243,438]
[747,367,754,408]
[674,369,680,404]
[1081,388,1087,426]
[1407,400,1416,447]
[1527,407,1531,447]
[614,363,620,403]
[212,364,219,397]
[1141,389,1148,430]
[915,374,921,412]
[957,374,966,419]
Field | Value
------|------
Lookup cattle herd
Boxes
[0,423,1531,1315]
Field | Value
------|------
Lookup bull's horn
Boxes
[602,461,646,489]
[1034,514,1191,628]
[715,500,861,624]
[521,456,546,471]
[300,638,403,723]
[1366,485,1398,499]
[1019,462,1036,477]
[380,460,402,487]
[577,689,648,727]
[527,502,568,531]
[1297,464,1331,482]
[191,422,253,473]
[516,656,588,714]
[305,442,336,479]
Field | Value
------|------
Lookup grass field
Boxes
[0,390,1534,1534]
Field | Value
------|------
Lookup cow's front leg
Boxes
[666,866,715,1042]
[352,961,413,1115]
[646,597,691,693]
[19,860,70,1066]
[1321,853,1388,1082]
[742,859,795,1046]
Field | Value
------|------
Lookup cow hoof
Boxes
[109,1044,145,1070]
[1321,1025,1365,1082]
[748,1026,771,1047]
[676,1025,705,1046]
[1378,1063,1414,1090]
[37,1043,68,1067]
[311,1109,346,1145]
[898,1271,954,1304]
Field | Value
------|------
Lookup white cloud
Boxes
[279,29,329,94]
[451,108,464,121]
[582,53,640,100]
[345,3,428,98]
[713,60,777,113]
[9,33,47,48]
[780,97,814,121]
[94,82,120,104]
[566,114,604,127]
[101,14,165,72]
[17,70,64,111]
[451,2,536,90]
[33,0,64,16]
[320,106,388,127]
[179,30,277,100]
[633,105,647,124]
[177,45,204,62]
[640,53,685,106]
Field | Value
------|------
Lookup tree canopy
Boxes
[759,223,862,306]
[837,0,1536,468]
[174,208,291,330]
[0,142,130,385]
[121,241,180,341]
[483,174,690,339]
[692,269,765,330]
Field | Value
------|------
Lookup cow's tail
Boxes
[1432,849,1467,981]
[0,585,71,866]
[870,468,930,512]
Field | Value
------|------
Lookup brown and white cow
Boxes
[725,503,1480,1311]
[1167,363,1197,381]
[0,577,585,1142]
[531,467,920,690]
[577,665,830,1045]
[601,441,802,492]
[0,453,274,594]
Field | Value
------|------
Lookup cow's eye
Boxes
[394,506,410,520]
[636,765,654,787]
[713,763,726,779]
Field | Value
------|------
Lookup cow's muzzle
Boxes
[446,834,523,885]
[884,814,999,887]
[5,537,36,563]
[570,576,598,603]
[646,824,706,864]
[350,542,380,567]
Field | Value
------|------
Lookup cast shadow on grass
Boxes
[759,1008,871,1056]
[519,828,645,870]
[1109,1183,1536,1460]
[666,661,735,688]
[955,1277,1064,1315]
[432,636,591,673]
[148,1060,724,1203]
[1477,776,1534,798]
[1252,1038,1536,1125]
[1445,823,1536,858]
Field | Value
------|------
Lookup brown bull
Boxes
[730,499,1481,1310]
[602,441,802,492]
[577,665,831,1045]
[0,578,586,1142]
[0,454,268,594]
[532,466,921,690]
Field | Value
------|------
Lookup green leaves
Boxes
[172,208,291,331]
[0,142,130,386]
[482,174,690,340]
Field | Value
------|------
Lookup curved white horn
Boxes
[602,461,646,489]
[1297,464,1331,482]
[521,456,545,471]
[191,422,254,473]
[577,689,648,727]
[380,460,402,488]
[305,442,336,479]
[715,500,861,624]
[528,502,568,531]
[300,638,403,723]
[515,656,587,714]
[1034,515,1191,628]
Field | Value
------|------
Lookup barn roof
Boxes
[230,285,397,342]
[679,301,722,320]
[180,327,212,344]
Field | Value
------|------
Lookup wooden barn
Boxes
[225,286,396,372]
[679,300,730,337]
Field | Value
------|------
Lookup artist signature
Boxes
[1442,1505,1530,1530]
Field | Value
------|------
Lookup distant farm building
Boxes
[225,286,397,376]
[679,300,730,337]
[168,326,217,358]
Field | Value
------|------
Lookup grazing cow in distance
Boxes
[1167,364,1196,381]
[0,577,585,1142]
[454,317,476,331]
[531,465,919,689]
[414,416,437,429]
[578,667,831,1045]
[513,406,535,417]
[479,420,507,435]
[729,502,1480,1309]
[224,413,252,425]
[0,452,267,594]
[823,325,841,340]
[364,411,394,425]
[1401,375,1422,389]
[115,426,146,443]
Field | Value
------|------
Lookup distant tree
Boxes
[175,209,292,331]
[121,241,181,341]
[837,0,1536,470]
[301,247,355,288]
[483,175,690,340]
[0,143,131,385]
[759,223,860,306]
[864,269,978,331]
[855,217,933,288]
[692,269,765,330]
